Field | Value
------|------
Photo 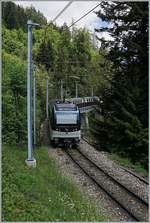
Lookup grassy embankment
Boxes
[2,146,109,221]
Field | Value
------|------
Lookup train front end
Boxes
[50,102,81,147]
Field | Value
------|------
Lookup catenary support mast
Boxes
[26,20,39,168]
[61,80,63,101]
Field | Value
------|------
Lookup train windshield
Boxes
[56,112,77,125]
[55,103,77,111]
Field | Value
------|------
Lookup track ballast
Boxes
[82,137,149,185]
[64,147,148,222]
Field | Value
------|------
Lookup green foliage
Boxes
[90,108,111,152]
[72,28,92,66]
[2,2,112,145]
[108,153,148,177]
[2,30,48,144]
[92,2,148,169]
[2,1,47,31]
[2,52,27,144]
[33,23,111,99]
[2,146,108,221]
[2,26,27,58]
[35,39,55,72]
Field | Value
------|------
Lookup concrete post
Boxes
[85,113,89,129]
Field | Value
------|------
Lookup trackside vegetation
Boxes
[2,1,148,219]
[108,153,148,177]
[90,2,148,170]
[3,1,148,171]
[2,1,112,146]
[2,146,109,221]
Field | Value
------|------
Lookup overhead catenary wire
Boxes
[68,3,101,28]
[34,61,93,64]
[43,0,73,43]
[52,1,74,23]
[43,1,100,43]
[38,2,101,74]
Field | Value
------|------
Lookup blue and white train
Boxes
[49,101,81,147]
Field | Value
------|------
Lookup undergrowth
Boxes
[2,146,109,221]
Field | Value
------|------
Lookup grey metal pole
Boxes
[27,21,33,161]
[46,78,49,118]
[33,75,36,146]
[26,20,39,168]
[61,80,63,101]
[75,81,78,98]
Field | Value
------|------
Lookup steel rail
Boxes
[81,136,100,149]
[77,147,148,206]
[120,166,149,185]
[82,137,149,185]
[64,148,148,222]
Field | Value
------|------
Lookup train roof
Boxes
[54,103,77,111]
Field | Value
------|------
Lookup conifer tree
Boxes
[92,2,148,168]
[35,39,55,72]
[2,1,47,31]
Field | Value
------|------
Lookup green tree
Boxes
[93,2,148,168]
[2,52,27,144]
[35,39,55,72]
[2,4,113,146]
[2,26,27,59]
[2,1,47,31]
[2,2,18,29]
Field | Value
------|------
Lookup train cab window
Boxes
[55,103,77,111]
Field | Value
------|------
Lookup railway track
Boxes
[82,137,149,185]
[120,166,149,185]
[82,136,100,149]
[64,147,148,222]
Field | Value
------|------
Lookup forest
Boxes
[2,1,148,169]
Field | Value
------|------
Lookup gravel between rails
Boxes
[83,137,149,184]
[80,139,149,204]
[67,148,148,221]
[120,166,148,184]
[42,119,149,221]
[48,147,139,222]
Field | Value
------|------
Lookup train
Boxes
[49,101,81,147]
[65,96,100,104]
[49,96,100,147]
